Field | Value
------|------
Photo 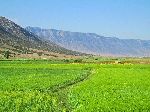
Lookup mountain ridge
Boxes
[26,26,150,57]
[26,26,150,41]
[0,16,84,58]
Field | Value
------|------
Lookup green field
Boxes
[0,60,150,111]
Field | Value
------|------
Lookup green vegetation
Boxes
[68,64,150,111]
[0,61,90,111]
[0,60,150,111]
[1,50,11,59]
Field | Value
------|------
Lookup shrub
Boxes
[74,59,83,63]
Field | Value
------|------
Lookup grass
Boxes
[0,60,90,111]
[68,64,150,111]
[0,60,150,111]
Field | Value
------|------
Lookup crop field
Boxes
[0,60,90,111]
[68,64,150,111]
[0,60,150,111]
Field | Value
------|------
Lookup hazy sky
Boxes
[0,0,150,40]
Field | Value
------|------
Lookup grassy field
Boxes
[68,64,150,111]
[0,60,150,111]
[0,60,90,111]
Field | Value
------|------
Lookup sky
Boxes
[0,0,150,40]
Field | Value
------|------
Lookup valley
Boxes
[0,14,150,111]
[0,60,150,111]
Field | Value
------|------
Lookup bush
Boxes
[63,59,70,63]
[3,50,11,59]
[74,59,83,63]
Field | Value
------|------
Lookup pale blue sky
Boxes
[0,0,150,39]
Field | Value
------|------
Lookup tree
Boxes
[74,59,83,63]
[4,50,11,59]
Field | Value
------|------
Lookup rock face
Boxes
[0,17,82,55]
[26,27,150,57]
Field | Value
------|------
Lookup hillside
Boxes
[26,27,150,57]
[0,17,83,58]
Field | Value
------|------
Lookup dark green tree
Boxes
[4,50,11,59]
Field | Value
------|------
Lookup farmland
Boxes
[0,60,150,111]
[0,60,90,111]
[68,64,150,111]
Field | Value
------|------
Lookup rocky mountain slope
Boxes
[0,17,83,57]
[26,27,150,57]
